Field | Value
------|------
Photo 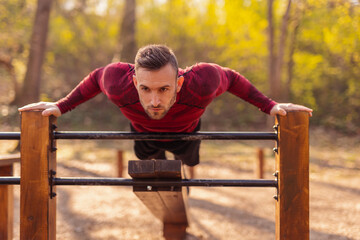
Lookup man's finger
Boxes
[278,108,287,116]
[42,109,53,117]
[18,103,45,111]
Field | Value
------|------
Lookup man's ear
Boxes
[132,75,138,87]
[176,76,184,93]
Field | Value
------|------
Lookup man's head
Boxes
[133,45,184,120]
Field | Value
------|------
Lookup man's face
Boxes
[133,63,184,120]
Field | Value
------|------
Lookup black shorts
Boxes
[131,122,201,166]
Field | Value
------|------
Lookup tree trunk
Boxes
[0,56,19,102]
[115,0,137,63]
[275,0,292,102]
[14,0,53,106]
[267,0,278,99]
[285,17,300,102]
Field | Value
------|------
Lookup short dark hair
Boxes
[135,44,178,77]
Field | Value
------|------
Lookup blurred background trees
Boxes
[0,0,359,133]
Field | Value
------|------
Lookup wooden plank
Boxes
[0,165,13,240]
[158,189,189,224]
[20,111,57,240]
[129,160,188,239]
[133,191,167,220]
[0,153,20,166]
[163,223,187,240]
[129,160,182,179]
[275,111,309,240]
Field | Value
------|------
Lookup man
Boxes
[19,44,312,168]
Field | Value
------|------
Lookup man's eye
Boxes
[160,88,168,92]
[141,87,149,91]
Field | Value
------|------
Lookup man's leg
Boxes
[175,155,195,179]
[134,140,167,160]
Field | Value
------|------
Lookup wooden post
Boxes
[129,160,189,240]
[255,148,264,179]
[117,150,123,177]
[20,111,57,240]
[275,111,309,240]
[0,154,20,240]
[0,164,14,240]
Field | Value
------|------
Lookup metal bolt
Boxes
[273,125,278,131]
[273,147,278,153]
[51,147,57,152]
[52,124,58,130]
[51,192,57,198]
[273,195,278,201]
[147,186,152,191]
[273,172,278,177]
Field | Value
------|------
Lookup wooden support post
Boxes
[117,150,123,177]
[275,111,309,240]
[255,148,264,179]
[0,163,14,240]
[129,160,189,240]
[20,111,57,240]
[0,154,19,240]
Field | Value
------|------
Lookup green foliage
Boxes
[293,0,360,132]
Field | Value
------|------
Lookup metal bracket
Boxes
[273,124,279,154]
[273,171,279,201]
[49,170,57,199]
[51,124,57,152]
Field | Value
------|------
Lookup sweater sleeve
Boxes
[56,67,104,114]
[223,66,277,114]
[193,63,277,114]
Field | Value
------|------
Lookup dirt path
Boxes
[6,132,360,239]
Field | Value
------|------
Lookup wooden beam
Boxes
[0,164,14,240]
[20,111,57,240]
[0,154,20,166]
[129,160,188,240]
[275,111,309,240]
[129,159,182,179]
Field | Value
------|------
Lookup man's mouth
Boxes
[150,107,163,112]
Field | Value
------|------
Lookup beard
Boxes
[141,93,177,120]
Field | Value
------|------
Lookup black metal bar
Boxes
[0,177,277,188]
[0,132,20,140]
[53,177,277,188]
[54,131,277,140]
[0,131,277,141]
[0,177,20,185]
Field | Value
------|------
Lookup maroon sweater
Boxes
[56,62,277,132]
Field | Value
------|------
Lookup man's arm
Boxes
[209,63,313,117]
[18,66,105,117]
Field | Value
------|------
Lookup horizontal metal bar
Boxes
[55,131,277,140]
[0,177,277,188]
[0,132,20,140]
[0,177,20,185]
[0,131,277,141]
[54,177,277,188]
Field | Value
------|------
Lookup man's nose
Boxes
[151,94,161,107]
